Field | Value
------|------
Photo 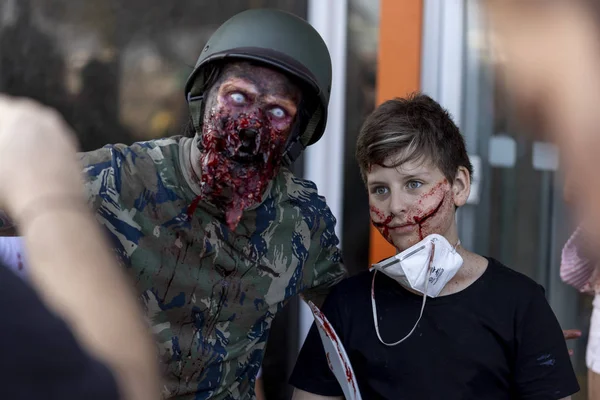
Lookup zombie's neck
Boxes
[179,136,203,196]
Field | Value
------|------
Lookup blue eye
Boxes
[230,92,246,104]
[269,107,286,119]
[374,186,389,196]
[407,181,423,190]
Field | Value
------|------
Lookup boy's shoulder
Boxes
[473,257,550,317]
[326,270,374,303]
[485,257,544,294]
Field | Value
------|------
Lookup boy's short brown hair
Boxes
[355,92,473,183]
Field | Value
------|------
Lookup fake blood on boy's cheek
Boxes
[186,108,287,230]
[370,205,394,242]
[412,195,447,240]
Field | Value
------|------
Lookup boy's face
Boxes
[367,156,469,251]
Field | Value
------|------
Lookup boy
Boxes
[289,93,579,399]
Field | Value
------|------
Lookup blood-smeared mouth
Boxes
[372,195,446,242]
[231,128,263,163]
[388,223,417,233]
[371,215,393,230]
[231,151,263,164]
[188,109,286,231]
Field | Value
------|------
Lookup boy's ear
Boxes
[452,166,471,207]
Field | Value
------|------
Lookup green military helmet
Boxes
[184,8,332,164]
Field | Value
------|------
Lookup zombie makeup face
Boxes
[367,157,470,251]
[189,62,301,230]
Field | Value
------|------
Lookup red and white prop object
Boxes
[306,301,363,400]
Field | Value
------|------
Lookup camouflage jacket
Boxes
[80,136,347,399]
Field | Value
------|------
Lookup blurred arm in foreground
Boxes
[0,96,160,400]
[483,1,600,398]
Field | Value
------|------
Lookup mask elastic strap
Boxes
[454,239,461,251]
[371,242,436,347]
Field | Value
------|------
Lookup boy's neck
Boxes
[439,247,488,296]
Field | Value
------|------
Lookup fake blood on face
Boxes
[370,206,394,242]
[410,180,449,240]
[413,196,446,240]
[187,108,286,230]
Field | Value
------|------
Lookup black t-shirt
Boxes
[290,258,580,399]
[0,263,120,400]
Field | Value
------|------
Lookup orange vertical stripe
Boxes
[369,0,423,265]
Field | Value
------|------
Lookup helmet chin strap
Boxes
[187,92,204,137]
[187,65,224,137]
[281,135,305,167]
[282,106,322,166]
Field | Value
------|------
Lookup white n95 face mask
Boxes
[369,234,463,346]
[371,233,463,298]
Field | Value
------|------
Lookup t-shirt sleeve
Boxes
[289,287,346,396]
[514,284,580,399]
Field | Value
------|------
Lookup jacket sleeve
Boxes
[299,195,347,307]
